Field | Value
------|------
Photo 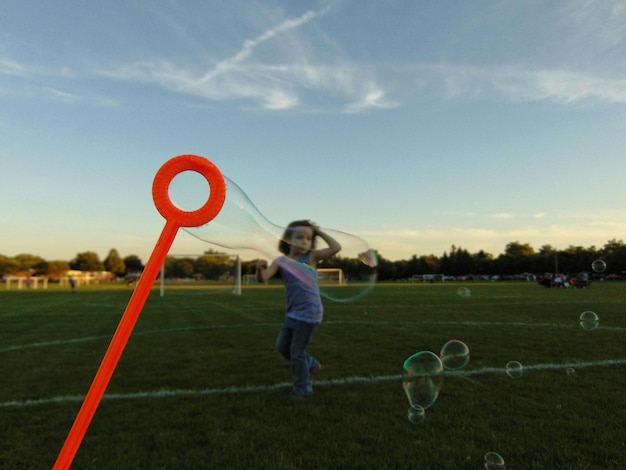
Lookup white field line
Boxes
[2,320,625,355]
[1,358,625,409]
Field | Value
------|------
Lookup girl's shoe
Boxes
[310,363,322,381]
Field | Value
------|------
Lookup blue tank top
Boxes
[278,254,323,324]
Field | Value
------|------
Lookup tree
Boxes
[496,241,535,274]
[123,255,144,273]
[44,260,71,277]
[600,239,626,274]
[242,259,260,276]
[170,258,194,278]
[375,253,401,281]
[421,255,439,274]
[473,250,494,274]
[536,245,558,273]
[454,247,474,275]
[400,255,422,278]
[195,254,233,280]
[14,253,45,271]
[504,241,535,258]
[440,245,473,276]
[558,245,596,274]
[0,255,20,275]
[70,252,104,271]
[104,249,126,276]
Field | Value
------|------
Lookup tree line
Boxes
[0,249,144,279]
[1,239,625,282]
[372,239,626,281]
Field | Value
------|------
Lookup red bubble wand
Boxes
[53,155,226,469]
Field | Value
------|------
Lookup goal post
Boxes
[159,254,241,297]
[317,268,345,285]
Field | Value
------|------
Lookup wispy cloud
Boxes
[97,56,626,113]
[96,5,395,113]
[0,59,74,80]
[193,8,329,86]
[9,2,624,112]
[412,63,626,104]
[0,57,117,106]
[533,70,626,103]
[0,59,28,77]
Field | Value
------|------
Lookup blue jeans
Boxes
[276,317,320,396]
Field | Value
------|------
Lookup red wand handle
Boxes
[53,155,226,469]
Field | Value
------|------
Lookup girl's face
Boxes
[288,226,314,255]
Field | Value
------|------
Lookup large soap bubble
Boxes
[182,176,377,302]
[402,351,443,410]
[440,340,470,370]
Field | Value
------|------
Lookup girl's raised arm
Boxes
[310,228,341,265]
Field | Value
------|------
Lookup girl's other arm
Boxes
[257,259,280,282]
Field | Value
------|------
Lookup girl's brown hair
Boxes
[278,220,317,255]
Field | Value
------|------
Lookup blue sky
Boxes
[1,0,625,263]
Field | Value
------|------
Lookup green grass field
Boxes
[1,281,625,469]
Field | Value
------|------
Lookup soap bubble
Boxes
[456,287,471,298]
[182,177,377,302]
[591,259,606,273]
[407,404,426,424]
[566,368,575,375]
[484,451,506,469]
[505,361,524,378]
[402,351,443,409]
[440,340,470,370]
[579,311,599,330]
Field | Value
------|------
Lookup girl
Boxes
[256,220,341,398]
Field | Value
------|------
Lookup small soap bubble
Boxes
[505,361,524,378]
[407,405,426,425]
[402,351,443,409]
[457,287,471,298]
[484,451,506,469]
[566,368,576,376]
[591,259,606,273]
[579,311,599,330]
[440,340,470,370]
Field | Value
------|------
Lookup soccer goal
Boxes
[159,254,242,296]
[4,276,49,290]
[317,268,345,285]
